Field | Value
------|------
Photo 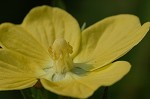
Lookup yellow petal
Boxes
[40,61,130,98]
[22,5,81,58]
[0,23,51,64]
[74,14,150,71]
[0,49,41,90]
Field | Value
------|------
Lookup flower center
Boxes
[48,38,73,74]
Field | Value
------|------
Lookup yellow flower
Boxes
[0,5,150,98]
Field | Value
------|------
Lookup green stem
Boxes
[59,95,71,99]
[20,89,34,99]
[102,87,109,99]
[20,90,27,99]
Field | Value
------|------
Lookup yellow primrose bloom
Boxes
[0,5,150,98]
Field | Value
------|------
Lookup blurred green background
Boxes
[0,0,150,99]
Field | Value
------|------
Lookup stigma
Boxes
[48,38,73,74]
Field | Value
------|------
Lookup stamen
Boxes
[48,38,73,74]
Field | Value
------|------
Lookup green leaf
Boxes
[51,0,66,10]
